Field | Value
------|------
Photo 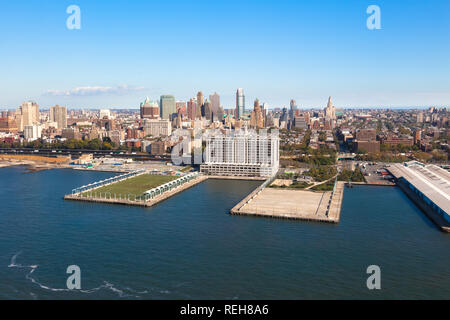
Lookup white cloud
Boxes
[44,85,145,97]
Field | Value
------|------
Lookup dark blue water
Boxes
[0,167,449,299]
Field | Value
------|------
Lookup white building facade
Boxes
[200,130,279,177]
[143,119,172,137]
[24,124,42,141]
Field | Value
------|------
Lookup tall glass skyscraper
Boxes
[236,88,245,119]
[160,95,176,120]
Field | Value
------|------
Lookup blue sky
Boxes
[0,0,449,109]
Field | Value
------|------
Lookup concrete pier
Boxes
[388,162,450,233]
[65,176,208,207]
[231,182,344,224]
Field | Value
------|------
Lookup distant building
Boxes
[209,92,222,120]
[187,98,197,120]
[140,97,160,119]
[175,101,187,117]
[294,117,308,129]
[0,116,18,133]
[160,95,176,120]
[16,101,39,131]
[381,136,414,147]
[24,124,42,141]
[99,109,112,120]
[236,88,245,119]
[201,130,280,177]
[355,128,379,153]
[62,128,81,140]
[250,99,264,129]
[356,129,377,141]
[150,141,170,155]
[203,100,212,120]
[143,119,172,137]
[324,96,336,128]
[49,105,67,129]
[289,99,297,119]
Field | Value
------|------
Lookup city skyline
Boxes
[1,0,449,109]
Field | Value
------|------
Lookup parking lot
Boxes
[356,161,395,184]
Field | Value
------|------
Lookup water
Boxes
[0,167,449,299]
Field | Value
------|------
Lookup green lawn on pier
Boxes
[82,174,178,197]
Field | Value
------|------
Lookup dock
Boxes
[230,180,344,224]
[387,162,450,233]
[65,175,208,207]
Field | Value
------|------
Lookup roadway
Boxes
[0,148,172,161]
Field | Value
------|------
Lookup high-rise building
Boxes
[49,105,67,129]
[200,130,280,177]
[203,100,212,120]
[140,97,160,119]
[196,92,204,119]
[160,95,176,120]
[417,112,424,123]
[16,101,39,131]
[176,101,187,117]
[325,96,336,120]
[250,99,264,129]
[187,98,197,120]
[236,88,245,119]
[209,92,221,120]
[289,99,297,119]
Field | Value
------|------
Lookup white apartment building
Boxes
[24,124,42,141]
[200,130,280,177]
[143,119,172,137]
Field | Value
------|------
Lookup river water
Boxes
[0,167,449,299]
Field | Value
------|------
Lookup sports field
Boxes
[83,174,178,197]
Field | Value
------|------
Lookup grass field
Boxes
[83,174,178,197]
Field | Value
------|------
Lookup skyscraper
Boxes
[160,95,176,120]
[140,97,160,119]
[251,99,264,129]
[187,98,196,120]
[49,105,67,129]
[203,100,212,120]
[325,96,336,120]
[289,99,297,119]
[16,101,39,131]
[209,92,221,120]
[236,88,245,119]
[196,91,204,119]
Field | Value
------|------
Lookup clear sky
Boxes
[0,0,449,109]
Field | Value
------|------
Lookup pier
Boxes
[387,162,450,233]
[65,173,207,207]
[65,169,345,224]
[230,178,344,224]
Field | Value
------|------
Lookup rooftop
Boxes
[389,163,450,215]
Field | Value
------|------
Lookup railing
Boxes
[143,172,199,200]
[71,170,145,195]
[326,178,340,217]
